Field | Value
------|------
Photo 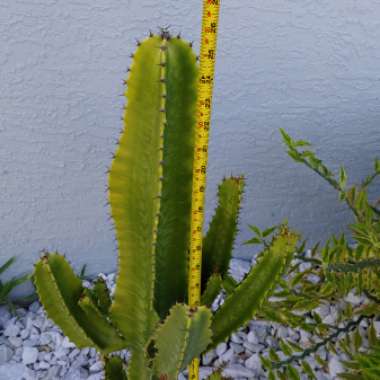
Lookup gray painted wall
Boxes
[1,1,380,284]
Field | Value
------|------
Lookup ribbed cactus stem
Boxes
[109,32,198,354]
[109,36,165,349]
[202,176,245,290]
[153,35,198,317]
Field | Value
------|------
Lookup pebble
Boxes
[0,345,13,364]
[231,333,243,343]
[247,330,259,344]
[89,361,103,373]
[276,326,289,339]
[300,330,310,346]
[0,307,11,328]
[62,336,76,349]
[0,363,26,379]
[20,329,30,340]
[215,342,227,357]
[245,353,261,370]
[249,322,268,341]
[230,342,245,354]
[3,324,20,337]
[22,347,39,365]
[223,364,255,378]
[8,336,22,348]
[39,332,52,345]
[219,347,234,363]
[199,366,214,379]
[328,355,344,377]
[345,292,362,305]
[315,304,330,319]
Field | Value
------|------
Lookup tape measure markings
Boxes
[189,1,221,378]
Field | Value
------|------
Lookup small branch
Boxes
[298,159,360,219]
[271,315,373,369]
[361,172,380,189]
[328,259,380,273]
[364,290,380,304]
[294,254,322,266]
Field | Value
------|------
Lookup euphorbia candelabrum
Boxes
[33,31,299,379]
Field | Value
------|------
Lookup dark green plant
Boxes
[0,257,34,311]
[340,334,380,380]
[259,130,380,379]
[33,32,299,380]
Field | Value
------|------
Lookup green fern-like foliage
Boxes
[0,257,34,311]
[263,130,380,379]
[340,333,380,380]
[33,32,299,379]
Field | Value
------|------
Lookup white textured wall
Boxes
[1,1,380,283]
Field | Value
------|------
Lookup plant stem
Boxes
[271,315,373,369]
[328,259,380,273]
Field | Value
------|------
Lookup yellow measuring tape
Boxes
[189,0,221,378]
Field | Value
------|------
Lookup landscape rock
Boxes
[245,353,261,371]
[328,355,344,378]
[3,324,19,338]
[223,364,255,378]
[215,342,227,357]
[0,363,26,380]
[0,346,13,365]
[22,347,38,365]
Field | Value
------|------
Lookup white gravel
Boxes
[0,258,370,379]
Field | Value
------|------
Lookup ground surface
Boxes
[0,258,370,379]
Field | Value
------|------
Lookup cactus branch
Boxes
[211,227,299,346]
[153,304,212,379]
[34,254,125,353]
[154,37,198,317]
[109,36,166,349]
[202,176,245,289]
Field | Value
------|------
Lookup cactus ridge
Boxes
[153,35,198,317]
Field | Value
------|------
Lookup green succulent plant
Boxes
[33,32,299,380]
